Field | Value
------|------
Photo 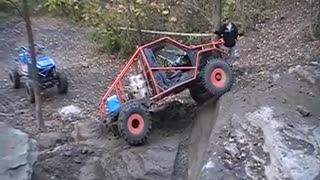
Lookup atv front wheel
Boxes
[56,72,68,94]
[9,67,20,89]
[118,102,152,145]
[189,83,212,104]
[201,59,233,97]
[25,80,35,103]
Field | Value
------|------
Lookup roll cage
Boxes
[99,36,227,118]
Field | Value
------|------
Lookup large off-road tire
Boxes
[9,67,20,89]
[201,59,233,97]
[117,102,152,145]
[25,80,35,104]
[56,72,68,94]
[189,83,212,105]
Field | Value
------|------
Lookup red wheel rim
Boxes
[127,114,144,135]
[210,68,226,88]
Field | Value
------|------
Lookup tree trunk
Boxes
[310,0,320,39]
[237,0,248,33]
[22,0,45,130]
[212,0,222,34]
[241,2,248,33]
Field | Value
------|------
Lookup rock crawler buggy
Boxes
[99,37,234,145]
[8,44,68,103]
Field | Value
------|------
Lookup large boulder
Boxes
[0,122,38,180]
[101,138,179,180]
[36,131,67,149]
[71,120,107,143]
[197,71,320,180]
[59,105,82,121]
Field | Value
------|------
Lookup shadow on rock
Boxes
[152,101,196,133]
[187,98,220,180]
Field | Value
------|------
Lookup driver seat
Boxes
[143,48,181,90]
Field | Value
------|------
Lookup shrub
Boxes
[92,28,122,54]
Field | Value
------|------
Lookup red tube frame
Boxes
[99,36,227,118]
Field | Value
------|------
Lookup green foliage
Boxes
[7,0,274,55]
[223,0,237,20]
[0,0,16,11]
[45,0,104,26]
[92,28,122,54]
[0,0,44,15]
[81,1,103,26]
[45,0,83,21]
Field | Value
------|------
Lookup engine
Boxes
[128,74,148,99]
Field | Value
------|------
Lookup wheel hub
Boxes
[127,114,144,135]
[215,73,222,80]
[210,68,226,88]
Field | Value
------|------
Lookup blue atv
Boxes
[8,44,68,103]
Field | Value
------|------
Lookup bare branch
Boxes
[6,0,27,22]
[182,0,212,25]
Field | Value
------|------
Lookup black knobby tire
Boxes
[117,102,152,145]
[9,67,20,89]
[201,59,233,97]
[56,72,68,94]
[25,80,35,104]
[189,83,212,105]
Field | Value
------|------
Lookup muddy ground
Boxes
[1,0,320,179]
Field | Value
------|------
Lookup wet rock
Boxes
[224,142,240,158]
[71,120,106,142]
[296,105,310,117]
[81,147,94,154]
[59,105,82,121]
[246,106,320,180]
[81,147,89,154]
[80,62,89,68]
[288,65,320,85]
[282,98,287,104]
[36,131,67,149]
[73,157,82,164]
[101,138,179,179]
[306,92,315,97]
[79,157,105,180]
[288,65,301,74]
[63,151,72,157]
[310,61,319,67]
[198,159,238,180]
[0,122,38,180]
